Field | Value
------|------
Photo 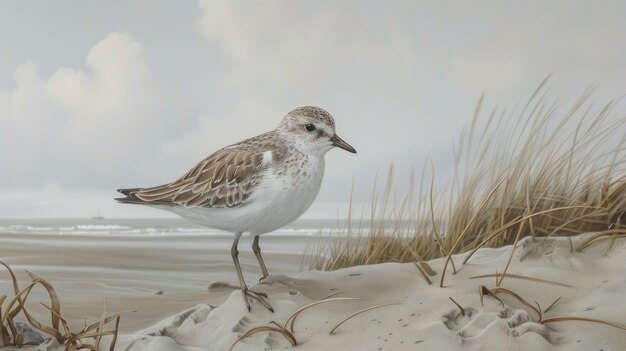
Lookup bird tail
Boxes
[115,188,147,205]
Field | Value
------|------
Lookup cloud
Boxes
[444,2,625,100]
[196,0,421,95]
[0,32,183,190]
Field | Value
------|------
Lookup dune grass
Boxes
[0,261,127,350]
[308,78,626,273]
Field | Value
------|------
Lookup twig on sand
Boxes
[229,293,364,350]
[329,302,401,335]
[413,262,433,285]
[543,297,561,314]
[469,273,575,288]
[574,229,626,252]
[479,285,504,308]
[479,284,626,332]
[541,316,626,331]
[448,297,465,316]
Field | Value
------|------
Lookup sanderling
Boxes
[116,106,356,311]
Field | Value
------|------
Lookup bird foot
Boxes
[257,274,292,286]
[241,287,274,313]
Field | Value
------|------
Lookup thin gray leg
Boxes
[252,235,269,279]
[231,233,246,291]
[231,233,273,312]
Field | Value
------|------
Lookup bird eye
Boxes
[305,123,316,132]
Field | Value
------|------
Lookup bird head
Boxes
[277,106,356,157]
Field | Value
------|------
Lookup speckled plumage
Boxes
[116,106,356,312]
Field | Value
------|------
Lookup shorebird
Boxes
[116,106,356,312]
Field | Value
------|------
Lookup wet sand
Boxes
[0,230,313,332]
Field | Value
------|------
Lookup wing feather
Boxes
[132,146,268,208]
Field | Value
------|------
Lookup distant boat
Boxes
[92,209,104,220]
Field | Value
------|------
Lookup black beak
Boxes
[331,134,357,153]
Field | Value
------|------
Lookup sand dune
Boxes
[108,233,626,351]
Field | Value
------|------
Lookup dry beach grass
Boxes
[308,78,626,275]
[0,261,127,350]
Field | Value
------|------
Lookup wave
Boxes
[0,219,337,237]
[75,225,131,230]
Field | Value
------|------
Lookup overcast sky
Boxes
[0,1,624,218]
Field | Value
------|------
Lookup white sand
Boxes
[6,233,625,350]
[108,233,626,351]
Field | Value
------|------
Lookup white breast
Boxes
[244,153,325,234]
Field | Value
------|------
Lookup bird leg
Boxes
[252,235,270,280]
[231,233,273,312]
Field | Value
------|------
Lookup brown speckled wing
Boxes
[132,146,266,208]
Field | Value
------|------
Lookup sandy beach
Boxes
[117,233,626,351]
[0,219,319,332]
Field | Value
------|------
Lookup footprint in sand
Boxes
[443,307,554,344]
